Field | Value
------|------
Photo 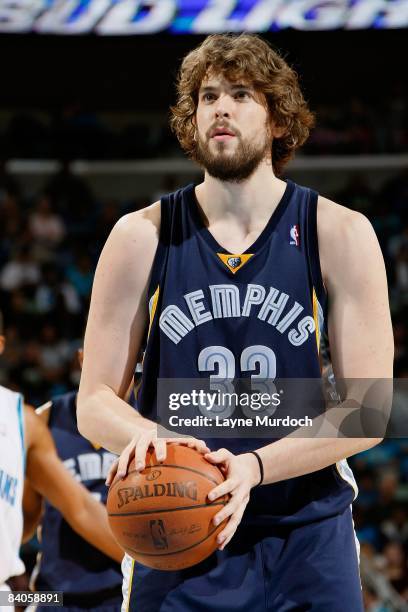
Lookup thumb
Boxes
[205,447,231,463]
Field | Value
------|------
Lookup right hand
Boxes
[106,426,210,487]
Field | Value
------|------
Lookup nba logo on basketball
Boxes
[290,224,300,246]
[150,519,168,550]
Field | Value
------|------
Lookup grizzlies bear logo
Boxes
[227,257,241,269]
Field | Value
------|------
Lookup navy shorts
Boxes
[123,506,363,612]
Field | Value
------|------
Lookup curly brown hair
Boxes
[170,33,315,176]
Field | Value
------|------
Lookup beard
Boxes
[194,127,271,183]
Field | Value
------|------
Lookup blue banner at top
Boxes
[0,0,407,35]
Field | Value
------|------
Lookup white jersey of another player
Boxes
[0,385,25,588]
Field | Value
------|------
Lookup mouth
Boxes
[210,127,236,141]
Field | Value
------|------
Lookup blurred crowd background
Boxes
[0,20,407,612]
[0,83,406,159]
[1,140,408,612]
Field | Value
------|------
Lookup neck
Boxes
[195,160,286,225]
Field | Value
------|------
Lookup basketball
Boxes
[107,444,229,571]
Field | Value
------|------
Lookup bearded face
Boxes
[194,119,272,183]
[194,75,273,182]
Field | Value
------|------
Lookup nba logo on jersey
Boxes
[290,224,300,246]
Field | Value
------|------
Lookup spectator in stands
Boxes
[35,262,81,319]
[65,251,94,302]
[29,194,66,248]
[363,585,391,612]
[380,506,408,546]
[0,245,40,291]
[9,339,48,403]
[392,316,408,365]
[38,323,72,385]
[381,541,408,597]
[45,160,95,234]
[0,192,26,261]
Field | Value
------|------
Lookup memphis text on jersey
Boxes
[159,283,315,346]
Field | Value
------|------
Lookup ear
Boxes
[0,336,5,355]
[191,114,197,128]
[77,348,84,369]
[191,115,198,142]
[270,121,286,139]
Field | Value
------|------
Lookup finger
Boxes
[217,496,248,536]
[167,437,211,453]
[165,438,192,445]
[113,441,134,485]
[217,503,247,550]
[153,438,167,462]
[212,492,242,526]
[205,448,232,464]
[194,439,211,454]
[105,458,119,486]
[135,432,155,471]
[208,477,237,502]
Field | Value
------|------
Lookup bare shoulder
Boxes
[24,404,41,450]
[95,200,161,290]
[113,200,161,247]
[317,195,381,290]
[24,404,57,462]
[317,194,374,241]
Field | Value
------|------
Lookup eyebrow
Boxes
[230,83,252,90]
[199,83,252,93]
[199,86,218,93]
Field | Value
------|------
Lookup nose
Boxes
[214,93,232,119]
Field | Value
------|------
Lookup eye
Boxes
[202,93,216,102]
[235,90,250,100]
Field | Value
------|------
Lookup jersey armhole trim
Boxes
[312,287,321,354]
[17,394,25,472]
[147,285,160,341]
[307,189,327,308]
[335,460,358,500]
[145,196,169,302]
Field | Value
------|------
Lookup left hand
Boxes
[205,448,261,550]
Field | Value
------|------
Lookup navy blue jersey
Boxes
[34,391,122,602]
[135,180,358,525]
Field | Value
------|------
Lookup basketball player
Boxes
[0,317,123,611]
[23,348,131,611]
[77,34,393,610]
[0,395,124,609]
[0,382,25,612]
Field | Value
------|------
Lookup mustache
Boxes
[205,123,241,139]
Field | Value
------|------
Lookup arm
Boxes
[21,401,53,542]
[206,199,394,549]
[77,205,209,482]
[22,480,44,543]
[24,406,124,563]
[77,206,160,454]
[22,402,47,542]
[251,200,394,481]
